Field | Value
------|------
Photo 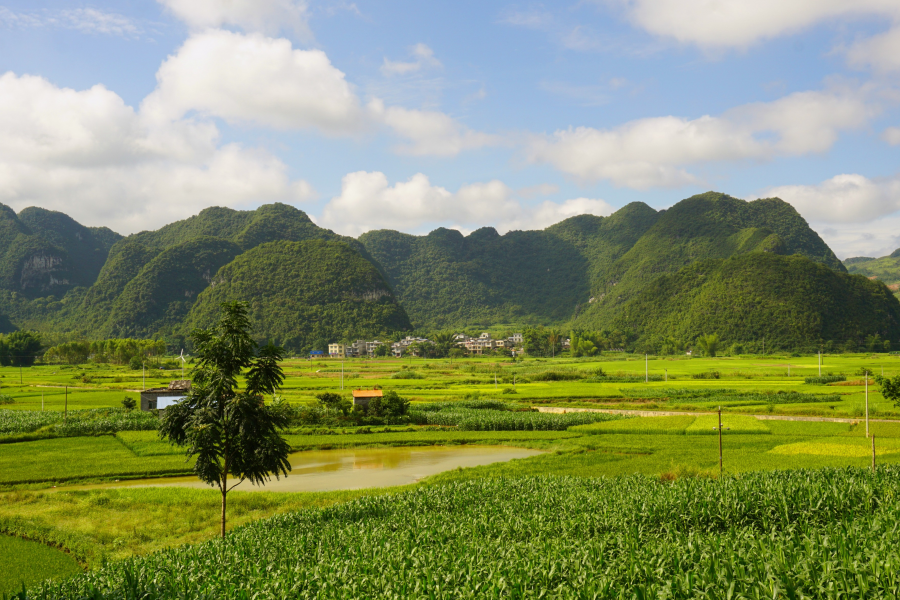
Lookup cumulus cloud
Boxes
[0,72,315,234]
[320,171,614,235]
[381,43,442,76]
[157,0,311,39]
[368,100,500,156]
[604,0,900,49]
[527,87,874,188]
[142,30,363,135]
[758,174,900,224]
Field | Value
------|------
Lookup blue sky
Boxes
[0,1,899,258]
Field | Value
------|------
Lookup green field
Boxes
[28,469,900,599]
[3,352,900,596]
[0,535,82,595]
[0,352,897,418]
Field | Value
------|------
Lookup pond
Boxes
[101,445,543,493]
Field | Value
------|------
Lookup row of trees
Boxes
[43,339,168,366]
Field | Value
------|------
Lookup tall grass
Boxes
[0,409,158,437]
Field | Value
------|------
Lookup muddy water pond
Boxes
[102,445,543,493]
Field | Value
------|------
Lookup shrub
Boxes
[391,370,424,379]
[804,375,846,384]
[692,371,721,380]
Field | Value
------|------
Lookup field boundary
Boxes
[534,406,896,424]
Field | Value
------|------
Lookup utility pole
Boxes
[866,371,870,438]
[872,436,877,472]
[718,406,723,478]
[818,351,821,377]
[645,354,648,383]
[142,362,145,391]
[341,361,344,391]
[41,392,44,412]
[64,386,68,420]
[665,369,667,383]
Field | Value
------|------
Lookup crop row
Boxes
[31,467,900,599]
[410,407,621,430]
[0,408,158,436]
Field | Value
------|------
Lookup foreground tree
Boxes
[159,301,291,538]
[875,375,900,407]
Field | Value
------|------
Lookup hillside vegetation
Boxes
[617,252,900,353]
[844,249,900,299]
[185,240,411,349]
[0,194,893,352]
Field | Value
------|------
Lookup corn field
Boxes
[25,467,900,599]
[0,408,158,436]
[411,407,621,430]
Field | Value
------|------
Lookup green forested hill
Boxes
[358,202,659,329]
[0,194,889,351]
[0,204,121,297]
[96,237,243,338]
[572,192,844,328]
[616,253,900,353]
[185,240,411,349]
[844,250,900,299]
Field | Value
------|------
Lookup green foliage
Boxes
[367,390,410,418]
[390,370,424,379]
[611,253,900,353]
[359,203,659,329]
[576,192,846,331]
[875,375,900,407]
[185,241,411,352]
[44,339,165,365]
[805,375,846,384]
[691,370,721,380]
[0,331,42,366]
[0,407,158,436]
[121,397,136,410]
[315,393,351,416]
[695,333,719,357]
[159,302,292,537]
[412,406,621,430]
[32,468,900,599]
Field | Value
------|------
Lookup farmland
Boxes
[28,469,900,599]
[3,352,900,596]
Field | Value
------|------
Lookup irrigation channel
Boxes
[79,446,543,493]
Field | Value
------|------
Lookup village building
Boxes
[351,388,382,408]
[140,380,191,411]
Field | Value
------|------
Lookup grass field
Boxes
[4,351,900,595]
[0,352,896,418]
[0,535,82,595]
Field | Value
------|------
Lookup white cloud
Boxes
[0,7,141,37]
[320,171,614,235]
[142,30,363,135]
[883,127,900,145]
[503,198,615,231]
[846,25,900,73]
[605,0,900,49]
[381,43,442,76]
[813,217,900,259]
[368,100,500,156]
[758,174,900,225]
[157,0,311,39]
[527,87,874,188]
[0,72,315,234]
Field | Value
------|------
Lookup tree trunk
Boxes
[221,486,227,538]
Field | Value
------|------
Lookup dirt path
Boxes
[534,406,896,424]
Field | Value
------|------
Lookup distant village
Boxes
[326,332,568,358]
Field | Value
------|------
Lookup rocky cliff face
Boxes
[18,253,69,292]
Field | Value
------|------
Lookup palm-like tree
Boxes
[547,329,562,358]
[696,334,719,357]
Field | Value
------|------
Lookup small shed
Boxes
[352,388,382,408]
[141,380,191,411]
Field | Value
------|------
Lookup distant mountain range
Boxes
[0,192,896,352]
[844,250,900,298]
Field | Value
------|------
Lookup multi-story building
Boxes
[328,343,346,358]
